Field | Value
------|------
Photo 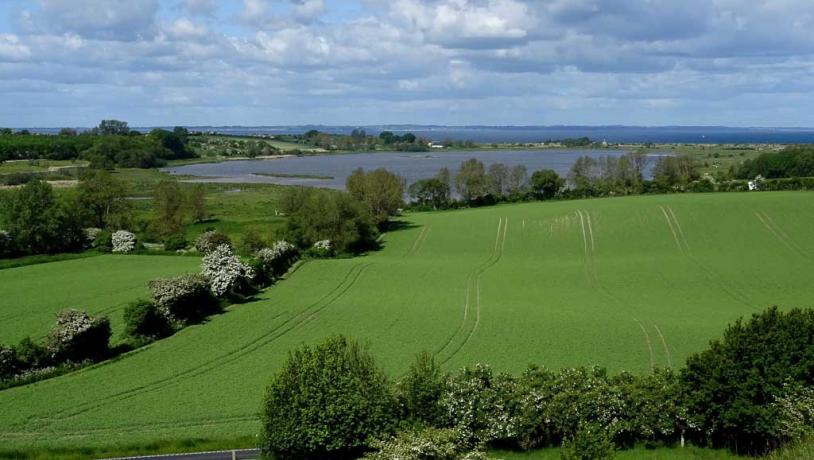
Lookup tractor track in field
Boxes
[659,205,753,308]
[754,210,812,261]
[577,209,658,371]
[653,323,673,369]
[405,223,432,257]
[437,217,507,365]
[38,263,370,424]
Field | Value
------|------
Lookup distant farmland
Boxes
[1,191,813,450]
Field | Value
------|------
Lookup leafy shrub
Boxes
[260,335,396,460]
[45,309,111,363]
[123,300,172,339]
[83,227,102,248]
[254,240,299,284]
[201,244,254,297]
[0,345,19,380]
[14,336,48,369]
[311,239,334,257]
[560,423,616,460]
[93,229,113,251]
[441,364,520,445]
[0,229,12,258]
[195,230,231,254]
[398,351,446,427]
[111,230,136,253]
[148,274,218,323]
[681,307,814,453]
[612,369,683,447]
[163,235,188,251]
[774,385,814,442]
[365,428,490,460]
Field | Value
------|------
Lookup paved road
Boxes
[101,448,260,460]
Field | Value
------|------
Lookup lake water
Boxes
[163,149,660,189]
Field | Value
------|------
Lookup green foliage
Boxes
[399,351,447,426]
[680,307,814,453]
[281,187,377,254]
[365,428,490,460]
[456,158,490,202]
[151,181,187,238]
[195,229,232,254]
[123,300,172,340]
[409,177,451,209]
[93,229,113,252]
[3,179,84,255]
[76,170,133,229]
[163,235,188,251]
[560,424,616,460]
[45,309,111,363]
[96,120,130,136]
[148,274,219,324]
[260,335,397,460]
[735,146,814,179]
[529,169,565,200]
[346,168,405,227]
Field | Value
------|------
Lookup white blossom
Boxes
[313,239,331,251]
[148,274,212,319]
[201,244,254,296]
[111,230,136,253]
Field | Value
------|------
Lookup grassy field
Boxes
[0,159,89,174]
[0,255,201,344]
[1,191,813,452]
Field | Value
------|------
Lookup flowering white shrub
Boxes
[83,228,102,246]
[195,230,231,254]
[255,240,299,282]
[201,244,254,297]
[0,345,17,379]
[111,230,136,253]
[45,309,111,362]
[365,428,493,460]
[148,274,215,320]
[256,240,297,263]
[774,385,814,440]
[313,239,331,251]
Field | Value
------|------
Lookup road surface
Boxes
[101,448,260,460]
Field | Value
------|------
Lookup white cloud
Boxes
[0,34,31,61]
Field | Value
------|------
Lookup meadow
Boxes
[1,191,813,453]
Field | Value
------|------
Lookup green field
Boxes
[1,191,813,451]
[0,255,201,343]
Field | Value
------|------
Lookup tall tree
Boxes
[96,120,130,136]
[455,158,489,202]
[151,181,186,237]
[487,163,509,197]
[506,164,528,195]
[529,169,565,200]
[76,170,132,229]
[345,168,405,227]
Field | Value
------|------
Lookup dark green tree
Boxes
[530,169,565,200]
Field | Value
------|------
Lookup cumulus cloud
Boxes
[0,0,813,126]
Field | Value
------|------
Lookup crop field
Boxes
[1,191,814,451]
[0,255,201,343]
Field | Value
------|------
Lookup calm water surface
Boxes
[163,149,660,189]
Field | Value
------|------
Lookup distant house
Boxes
[429,142,444,149]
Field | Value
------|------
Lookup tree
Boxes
[260,335,396,460]
[487,163,509,197]
[345,168,405,227]
[652,155,698,189]
[4,180,84,254]
[76,170,132,229]
[680,307,814,454]
[506,164,528,196]
[399,351,446,426]
[408,178,450,209]
[282,187,377,254]
[123,300,172,340]
[568,156,598,195]
[186,184,209,223]
[455,158,489,202]
[97,119,130,136]
[45,309,111,363]
[151,181,186,238]
[530,169,565,200]
[59,128,77,136]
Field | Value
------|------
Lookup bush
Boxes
[45,309,111,363]
[111,230,136,253]
[123,300,173,339]
[560,424,616,460]
[680,307,814,454]
[195,230,231,254]
[201,244,254,297]
[254,240,299,284]
[260,335,397,460]
[148,274,218,323]
[14,336,48,369]
[163,234,188,251]
[0,229,12,258]
[0,345,19,380]
[398,351,446,427]
[93,229,113,251]
[441,364,520,445]
[365,428,490,460]
[774,385,814,442]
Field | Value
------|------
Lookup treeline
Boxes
[277,129,430,152]
[0,173,209,258]
[407,152,701,210]
[733,145,814,179]
[0,120,196,168]
[260,307,814,459]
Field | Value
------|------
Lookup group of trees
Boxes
[293,129,429,152]
[260,307,814,459]
[733,146,814,179]
[0,172,209,258]
[280,168,405,254]
[0,120,196,168]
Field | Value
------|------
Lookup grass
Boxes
[0,159,89,175]
[1,191,813,453]
[0,254,201,344]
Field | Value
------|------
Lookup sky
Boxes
[0,0,813,127]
